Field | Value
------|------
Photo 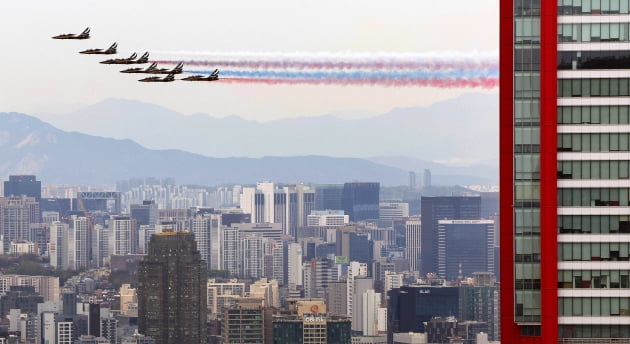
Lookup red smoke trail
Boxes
[153,60,498,71]
[219,77,499,88]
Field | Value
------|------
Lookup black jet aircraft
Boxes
[100,52,148,64]
[182,69,220,81]
[52,27,90,40]
[80,43,117,55]
[120,62,158,73]
[138,73,175,82]
[146,62,184,74]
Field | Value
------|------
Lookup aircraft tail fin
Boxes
[106,43,117,53]
[165,73,175,81]
[82,27,90,35]
[129,52,138,60]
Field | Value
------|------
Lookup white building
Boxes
[70,215,89,270]
[379,202,410,221]
[109,216,136,255]
[405,219,422,272]
[362,289,382,336]
[287,243,303,287]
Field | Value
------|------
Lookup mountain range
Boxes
[0,112,494,186]
[39,93,499,166]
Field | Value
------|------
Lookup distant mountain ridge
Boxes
[0,113,494,186]
[39,93,499,167]
[0,113,410,185]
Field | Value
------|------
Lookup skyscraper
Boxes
[437,219,494,280]
[0,196,39,253]
[109,216,137,255]
[3,175,41,201]
[137,231,207,344]
[342,182,380,221]
[420,196,481,275]
[500,1,630,341]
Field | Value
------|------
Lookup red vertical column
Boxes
[539,0,559,342]
[499,0,518,341]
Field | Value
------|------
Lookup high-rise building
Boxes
[69,215,90,270]
[420,196,481,275]
[437,220,494,280]
[287,243,303,288]
[3,175,41,201]
[404,219,421,273]
[0,196,39,253]
[137,231,207,344]
[342,182,380,221]
[109,216,137,255]
[314,184,344,211]
[130,200,158,227]
[206,279,246,315]
[303,257,334,298]
[423,169,431,187]
[379,202,409,221]
[387,286,460,342]
[222,298,268,344]
[500,1,630,341]
[408,171,417,189]
[239,183,315,237]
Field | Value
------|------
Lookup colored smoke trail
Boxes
[218,77,498,88]
[155,59,497,71]
[187,69,498,80]
[155,51,498,88]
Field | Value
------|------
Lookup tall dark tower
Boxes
[137,231,207,344]
[3,175,41,201]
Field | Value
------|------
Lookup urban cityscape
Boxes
[5,0,630,343]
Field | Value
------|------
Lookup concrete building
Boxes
[137,231,207,344]
[206,279,246,315]
[404,219,421,273]
[222,298,269,344]
[379,202,410,221]
[437,220,495,280]
[0,196,39,253]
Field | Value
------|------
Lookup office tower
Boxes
[420,196,481,275]
[273,306,352,344]
[404,219,421,272]
[206,279,246,315]
[327,281,348,316]
[222,298,267,344]
[379,202,409,221]
[351,278,374,334]
[0,286,43,317]
[109,216,137,255]
[0,275,60,302]
[303,257,334,298]
[342,182,380,221]
[42,211,60,224]
[459,273,500,342]
[249,278,280,308]
[423,169,431,187]
[315,184,344,211]
[287,243,303,288]
[130,200,158,227]
[69,215,90,270]
[499,1,630,341]
[137,231,207,344]
[347,261,368,321]
[0,196,39,253]
[437,220,494,280]
[408,171,416,189]
[307,210,349,227]
[3,175,41,201]
[387,286,460,342]
[362,289,382,336]
[336,226,373,264]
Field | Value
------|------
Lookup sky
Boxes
[0,0,498,121]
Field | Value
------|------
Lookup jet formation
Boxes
[52,28,219,82]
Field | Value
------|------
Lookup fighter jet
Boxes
[120,62,158,73]
[100,52,149,65]
[52,27,90,40]
[182,69,220,81]
[146,62,184,74]
[80,43,117,55]
[138,73,176,82]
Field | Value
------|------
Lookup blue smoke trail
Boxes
[186,69,499,80]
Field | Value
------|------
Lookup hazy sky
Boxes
[1,0,497,121]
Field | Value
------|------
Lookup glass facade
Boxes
[514,0,542,325]
[557,0,630,339]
